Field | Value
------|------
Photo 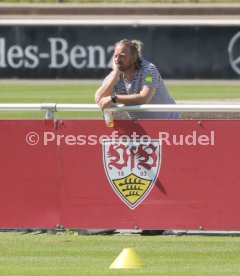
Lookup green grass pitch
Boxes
[1,234,240,275]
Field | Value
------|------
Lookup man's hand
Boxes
[95,61,121,105]
[112,59,121,75]
[98,96,112,110]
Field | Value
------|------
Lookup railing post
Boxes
[41,104,57,120]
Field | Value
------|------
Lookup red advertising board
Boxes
[0,119,239,230]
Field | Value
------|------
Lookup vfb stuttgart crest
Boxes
[103,140,161,209]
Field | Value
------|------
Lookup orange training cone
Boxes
[109,248,144,269]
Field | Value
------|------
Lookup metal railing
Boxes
[0,103,240,119]
[1,19,240,27]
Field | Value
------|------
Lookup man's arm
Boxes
[98,86,156,110]
[95,70,121,104]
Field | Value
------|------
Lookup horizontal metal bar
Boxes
[0,103,56,111]
[56,104,100,112]
[106,104,240,112]
[56,103,240,112]
[0,19,240,26]
[1,103,240,113]
[0,103,43,111]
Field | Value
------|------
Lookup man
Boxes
[96,39,176,236]
[95,39,181,120]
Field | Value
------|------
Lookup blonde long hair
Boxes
[115,39,143,70]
